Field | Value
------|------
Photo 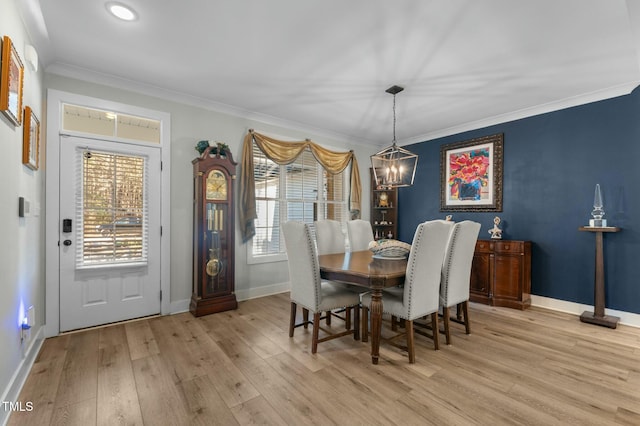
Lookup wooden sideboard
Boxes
[470,239,532,310]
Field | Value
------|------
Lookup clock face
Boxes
[379,192,389,207]
[206,170,227,200]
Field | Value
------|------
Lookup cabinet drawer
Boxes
[475,240,494,253]
[494,241,524,253]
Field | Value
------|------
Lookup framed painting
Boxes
[440,133,503,212]
[0,35,25,126]
[22,106,39,170]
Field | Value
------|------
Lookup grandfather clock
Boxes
[190,144,237,317]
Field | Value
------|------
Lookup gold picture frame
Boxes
[22,106,39,170]
[1,35,25,126]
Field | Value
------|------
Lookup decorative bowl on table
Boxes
[368,239,411,259]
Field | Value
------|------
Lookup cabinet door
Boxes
[493,254,523,300]
[470,252,491,302]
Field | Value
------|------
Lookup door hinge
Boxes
[160,161,163,171]
[160,226,163,236]
[160,290,163,301]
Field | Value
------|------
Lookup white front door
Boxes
[59,136,161,332]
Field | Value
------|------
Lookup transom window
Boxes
[63,103,160,143]
[250,143,347,262]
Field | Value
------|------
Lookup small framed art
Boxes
[440,133,503,212]
[22,106,39,170]
[0,35,25,126]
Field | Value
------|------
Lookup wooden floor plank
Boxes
[53,329,100,409]
[508,382,618,426]
[6,357,66,426]
[241,357,335,425]
[50,399,96,426]
[266,352,402,425]
[124,317,160,361]
[181,317,261,408]
[615,406,640,425]
[131,354,190,425]
[10,296,640,425]
[230,395,288,426]
[96,325,144,426]
[179,374,239,426]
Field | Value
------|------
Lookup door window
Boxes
[76,148,148,266]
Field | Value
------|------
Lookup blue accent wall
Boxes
[398,86,640,314]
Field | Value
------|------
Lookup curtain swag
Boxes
[239,130,362,242]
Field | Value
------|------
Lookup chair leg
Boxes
[345,308,351,330]
[431,312,440,350]
[391,315,398,331]
[312,312,321,354]
[443,306,451,345]
[289,302,297,337]
[303,308,309,329]
[462,301,471,335]
[326,311,332,326]
[353,306,360,341]
[406,320,415,363]
[362,306,369,343]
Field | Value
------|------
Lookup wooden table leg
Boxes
[369,289,383,365]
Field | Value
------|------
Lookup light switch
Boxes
[18,197,30,217]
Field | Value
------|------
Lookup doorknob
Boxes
[63,240,72,246]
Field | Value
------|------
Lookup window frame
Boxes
[247,144,349,265]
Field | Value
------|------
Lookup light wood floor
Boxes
[8,293,640,425]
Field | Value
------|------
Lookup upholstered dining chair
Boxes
[346,219,375,252]
[314,219,354,328]
[314,219,346,255]
[439,220,481,344]
[361,220,453,363]
[283,221,361,354]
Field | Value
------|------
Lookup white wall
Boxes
[43,73,372,308]
[0,0,46,415]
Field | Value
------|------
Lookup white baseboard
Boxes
[169,282,291,315]
[530,295,640,328]
[170,299,190,315]
[1,327,44,426]
[166,289,640,328]
[236,282,290,302]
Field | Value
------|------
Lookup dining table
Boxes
[318,250,407,364]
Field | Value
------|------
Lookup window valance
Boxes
[239,130,362,242]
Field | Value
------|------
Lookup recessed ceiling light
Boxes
[106,2,138,21]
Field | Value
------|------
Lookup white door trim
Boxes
[45,89,171,337]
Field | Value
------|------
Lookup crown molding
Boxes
[46,62,639,151]
[45,62,375,148]
[399,81,640,145]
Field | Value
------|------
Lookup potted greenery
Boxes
[195,140,229,156]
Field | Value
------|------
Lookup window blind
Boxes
[75,148,149,266]
[251,144,346,258]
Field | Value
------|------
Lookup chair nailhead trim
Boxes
[441,225,460,303]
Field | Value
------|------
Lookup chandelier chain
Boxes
[392,94,397,144]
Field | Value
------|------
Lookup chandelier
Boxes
[370,85,418,188]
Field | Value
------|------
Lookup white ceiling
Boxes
[18,0,640,147]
